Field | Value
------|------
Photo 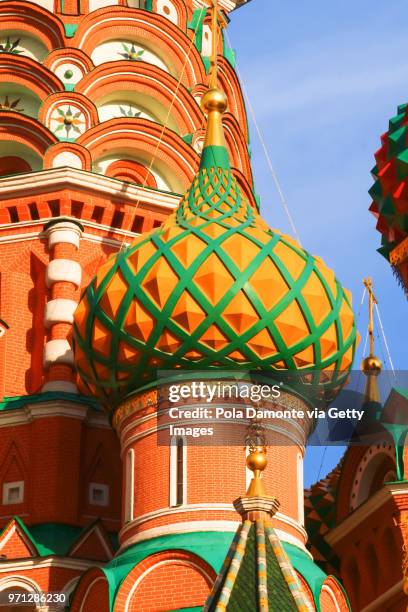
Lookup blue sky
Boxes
[229,0,408,485]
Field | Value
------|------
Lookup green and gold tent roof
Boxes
[203,519,313,612]
[203,445,313,612]
[73,86,358,409]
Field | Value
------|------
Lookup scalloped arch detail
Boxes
[72,7,207,88]
[77,117,199,193]
[76,60,203,134]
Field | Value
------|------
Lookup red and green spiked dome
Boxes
[370,102,408,258]
[73,88,358,408]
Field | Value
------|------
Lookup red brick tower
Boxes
[70,3,358,606]
[0,0,253,605]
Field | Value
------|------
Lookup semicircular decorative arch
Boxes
[0,55,62,105]
[78,117,199,193]
[72,7,206,88]
[44,48,95,89]
[223,113,252,181]
[0,112,56,170]
[0,2,65,52]
[152,0,188,30]
[113,549,216,612]
[218,56,248,142]
[40,92,99,140]
[77,61,203,135]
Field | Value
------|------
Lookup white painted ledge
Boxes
[42,381,78,394]
[43,339,74,367]
[46,260,82,288]
[44,299,78,327]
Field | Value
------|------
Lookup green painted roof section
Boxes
[225,524,297,611]
[30,523,82,556]
[200,145,230,171]
[0,520,119,558]
[64,24,78,37]
[103,530,333,612]
[104,531,234,610]
[0,391,100,412]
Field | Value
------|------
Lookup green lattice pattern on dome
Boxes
[74,145,357,407]
[370,102,408,259]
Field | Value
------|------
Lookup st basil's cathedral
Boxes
[0,0,406,610]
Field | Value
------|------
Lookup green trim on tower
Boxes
[188,8,206,54]
[0,391,100,412]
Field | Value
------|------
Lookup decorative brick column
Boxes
[42,219,83,393]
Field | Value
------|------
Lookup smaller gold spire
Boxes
[361,277,382,403]
[200,0,228,148]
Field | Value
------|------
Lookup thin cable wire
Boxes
[317,446,328,481]
[118,5,208,251]
[224,29,301,244]
[374,303,396,376]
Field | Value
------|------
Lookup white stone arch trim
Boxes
[320,583,341,612]
[79,576,106,612]
[0,574,42,594]
[61,576,80,598]
[124,557,213,612]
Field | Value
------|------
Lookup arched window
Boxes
[170,437,186,507]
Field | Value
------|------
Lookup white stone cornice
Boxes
[0,556,103,573]
[0,401,106,427]
[41,381,78,394]
[0,167,180,211]
[326,482,408,546]
[118,504,308,545]
[26,401,88,421]
[119,520,308,553]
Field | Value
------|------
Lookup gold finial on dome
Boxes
[361,277,382,403]
[246,445,268,497]
[200,0,228,148]
[245,420,268,497]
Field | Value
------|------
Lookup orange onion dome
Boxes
[73,89,358,408]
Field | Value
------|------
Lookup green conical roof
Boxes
[203,520,313,612]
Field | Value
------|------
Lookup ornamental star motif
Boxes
[0,37,23,54]
[53,105,85,138]
[118,43,145,61]
[119,105,142,118]
[0,96,24,112]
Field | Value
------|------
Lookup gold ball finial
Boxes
[361,355,382,376]
[201,88,228,114]
[246,446,268,473]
